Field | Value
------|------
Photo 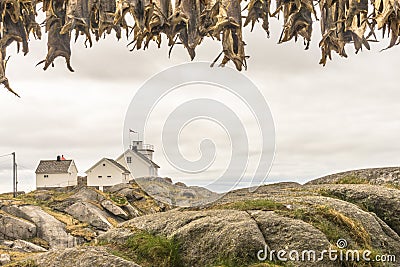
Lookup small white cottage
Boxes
[85,158,131,190]
[35,157,78,189]
[116,140,160,178]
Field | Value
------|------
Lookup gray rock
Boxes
[123,203,141,218]
[291,195,400,255]
[69,187,106,203]
[33,246,141,267]
[105,183,131,194]
[306,167,400,187]
[308,184,400,235]
[105,183,144,201]
[248,210,334,266]
[123,209,267,266]
[65,202,112,231]
[101,200,129,220]
[0,212,37,240]
[135,177,220,207]
[10,239,48,252]
[2,205,77,248]
[97,228,136,245]
[0,254,11,266]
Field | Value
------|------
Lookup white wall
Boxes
[36,172,77,188]
[86,159,128,187]
[117,150,158,178]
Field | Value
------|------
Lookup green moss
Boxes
[277,205,371,249]
[109,194,128,206]
[103,230,183,267]
[214,199,285,211]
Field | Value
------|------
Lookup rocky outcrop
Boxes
[0,212,37,240]
[65,202,112,231]
[307,167,400,187]
[33,246,141,267]
[100,200,129,220]
[309,184,400,234]
[2,205,78,248]
[105,183,145,201]
[106,208,342,266]
[122,209,267,266]
[135,177,220,207]
[1,169,400,267]
[308,184,400,235]
[1,239,47,252]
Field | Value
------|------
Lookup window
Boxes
[98,176,102,179]
[127,157,132,164]
[103,164,106,166]
[107,176,111,178]
[44,175,49,178]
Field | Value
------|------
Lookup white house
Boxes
[35,157,78,189]
[86,158,131,190]
[116,140,160,178]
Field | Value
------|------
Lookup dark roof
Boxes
[105,158,131,174]
[36,160,74,174]
[131,150,160,168]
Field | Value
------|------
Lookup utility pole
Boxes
[12,152,17,198]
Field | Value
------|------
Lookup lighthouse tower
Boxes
[130,140,154,160]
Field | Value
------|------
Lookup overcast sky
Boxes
[0,15,399,193]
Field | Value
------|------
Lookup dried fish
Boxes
[0,49,19,97]
[372,0,400,49]
[92,0,124,40]
[37,0,74,72]
[61,0,93,47]
[4,0,400,96]
[274,0,315,49]
[244,0,270,35]
[169,0,203,59]
[318,0,370,65]
[1,0,29,54]
[211,0,246,70]
[117,0,154,49]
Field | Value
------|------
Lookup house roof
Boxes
[117,149,160,168]
[85,158,131,174]
[35,160,74,174]
[105,158,131,174]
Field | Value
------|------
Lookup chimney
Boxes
[57,155,61,161]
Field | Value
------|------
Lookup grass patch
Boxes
[109,194,128,206]
[335,176,369,185]
[384,183,400,190]
[106,217,119,227]
[0,247,37,265]
[26,237,49,250]
[102,230,183,267]
[278,205,371,249]
[213,199,285,211]
[41,207,96,240]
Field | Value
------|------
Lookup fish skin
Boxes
[244,0,271,35]
[37,4,75,72]
[61,0,93,47]
[168,0,203,59]
[209,0,246,70]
